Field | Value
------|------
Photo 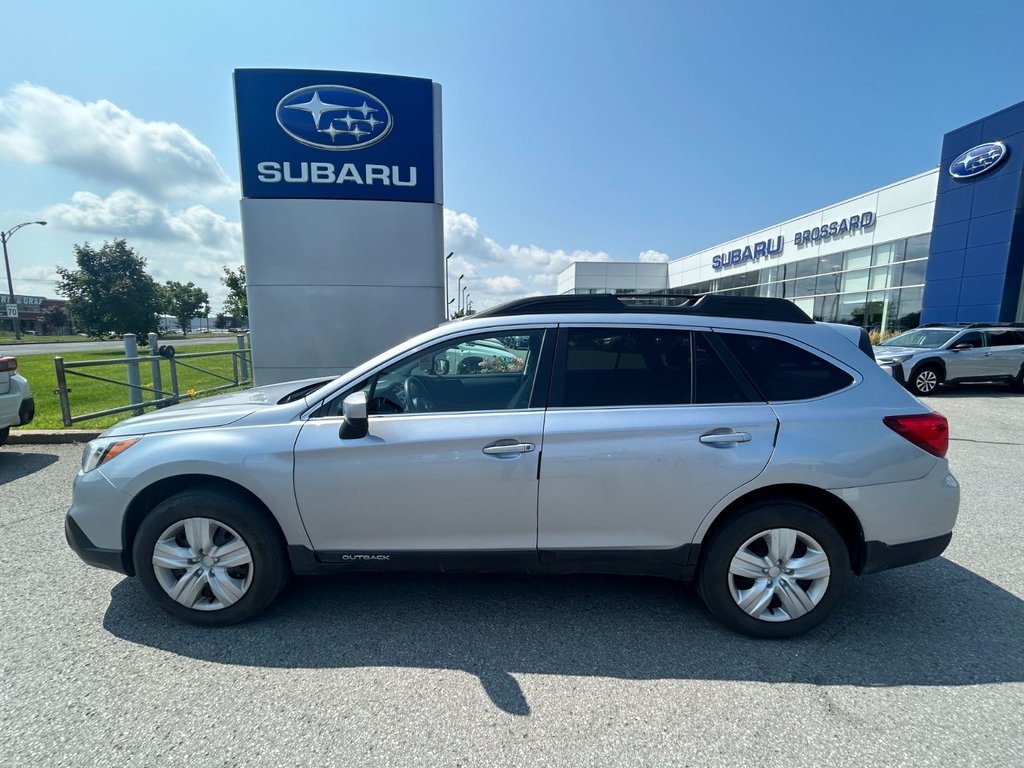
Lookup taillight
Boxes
[0,356,16,373]
[883,413,949,458]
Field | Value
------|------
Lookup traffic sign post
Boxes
[5,304,17,318]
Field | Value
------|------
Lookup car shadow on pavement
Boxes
[103,557,1023,716]
[0,451,60,484]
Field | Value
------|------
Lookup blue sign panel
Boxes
[234,69,436,202]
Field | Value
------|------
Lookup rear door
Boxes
[536,326,777,552]
[982,329,1024,379]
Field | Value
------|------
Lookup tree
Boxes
[162,281,210,336]
[221,265,248,323]
[56,240,161,339]
[213,312,229,330]
[42,305,69,335]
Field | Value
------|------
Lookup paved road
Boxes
[2,335,244,357]
[0,387,1021,767]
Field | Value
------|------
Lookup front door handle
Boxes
[482,441,536,457]
[699,430,752,446]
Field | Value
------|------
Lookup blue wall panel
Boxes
[923,99,1024,324]
[962,244,1010,277]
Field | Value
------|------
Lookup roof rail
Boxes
[472,293,814,324]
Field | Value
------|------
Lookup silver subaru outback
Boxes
[66,295,959,638]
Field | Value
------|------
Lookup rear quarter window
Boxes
[719,333,854,401]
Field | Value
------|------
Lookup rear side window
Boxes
[719,333,853,401]
[985,329,1024,346]
[560,328,692,407]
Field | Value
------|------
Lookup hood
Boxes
[873,345,926,358]
[100,377,331,437]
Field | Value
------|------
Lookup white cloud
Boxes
[45,189,240,253]
[443,208,611,309]
[480,275,525,295]
[639,249,670,263]
[0,83,235,199]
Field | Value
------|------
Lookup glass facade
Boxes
[668,234,930,332]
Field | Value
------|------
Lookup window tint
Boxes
[693,333,751,404]
[954,331,984,349]
[560,328,692,407]
[719,333,854,401]
[323,330,545,417]
[985,329,1024,346]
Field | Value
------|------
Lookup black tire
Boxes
[1011,366,1024,393]
[909,364,942,396]
[0,426,8,447]
[697,500,851,639]
[132,486,289,626]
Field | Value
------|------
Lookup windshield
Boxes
[879,329,958,349]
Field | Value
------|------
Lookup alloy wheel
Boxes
[915,369,938,394]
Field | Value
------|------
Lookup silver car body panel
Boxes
[294,409,545,551]
[66,307,958,577]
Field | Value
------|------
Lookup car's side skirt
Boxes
[288,545,698,581]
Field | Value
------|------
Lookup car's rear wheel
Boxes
[132,487,289,626]
[1011,365,1024,393]
[697,500,850,638]
[909,365,942,396]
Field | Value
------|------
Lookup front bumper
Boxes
[65,515,130,575]
[877,362,907,386]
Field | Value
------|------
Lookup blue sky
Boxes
[1,0,1023,310]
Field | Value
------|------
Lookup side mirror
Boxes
[952,343,972,351]
[433,356,450,376]
[339,391,369,440]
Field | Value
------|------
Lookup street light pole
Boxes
[1,220,47,340]
[457,274,464,314]
[462,286,468,314]
[444,251,453,320]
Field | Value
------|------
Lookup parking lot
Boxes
[1,386,1022,767]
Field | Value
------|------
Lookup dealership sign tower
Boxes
[234,69,444,384]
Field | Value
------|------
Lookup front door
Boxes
[293,328,551,554]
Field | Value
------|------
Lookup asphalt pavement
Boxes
[0,385,1021,767]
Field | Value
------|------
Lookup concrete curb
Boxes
[8,429,102,444]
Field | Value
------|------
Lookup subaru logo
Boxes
[275,85,393,151]
[949,141,1008,179]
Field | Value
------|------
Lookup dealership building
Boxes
[558,99,1024,331]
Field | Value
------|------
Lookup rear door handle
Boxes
[699,430,752,446]
[482,441,536,457]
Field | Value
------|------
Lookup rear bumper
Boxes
[65,515,130,575]
[860,532,952,574]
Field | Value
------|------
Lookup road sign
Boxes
[5,305,17,318]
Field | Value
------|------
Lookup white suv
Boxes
[66,295,959,638]
[0,355,34,446]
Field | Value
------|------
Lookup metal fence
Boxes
[53,333,252,428]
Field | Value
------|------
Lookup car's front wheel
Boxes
[0,427,8,447]
[909,365,942,396]
[698,500,850,638]
[132,487,289,626]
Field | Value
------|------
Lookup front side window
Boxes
[325,329,546,416]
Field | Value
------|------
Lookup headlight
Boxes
[81,438,139,473]
[878,354,913,365]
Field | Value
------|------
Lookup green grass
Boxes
[13,343,250,430]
